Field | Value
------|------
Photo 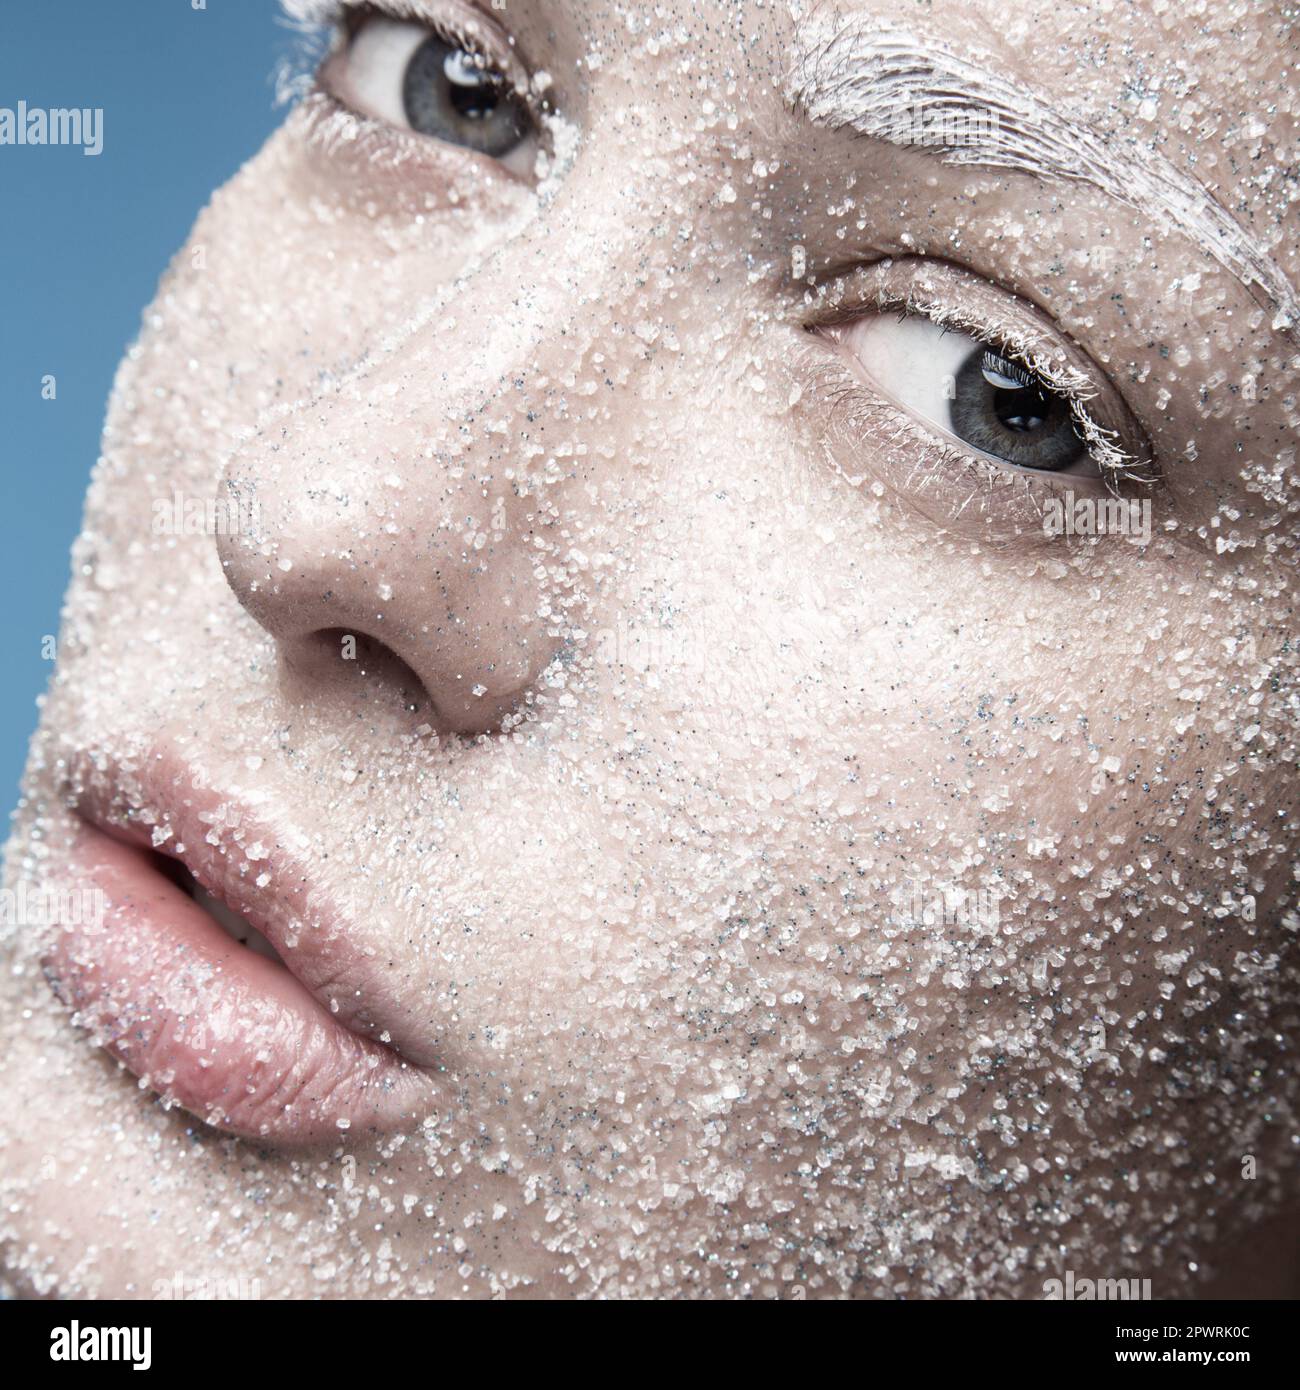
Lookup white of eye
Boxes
[337,16,428,132]
[841,314,988,425]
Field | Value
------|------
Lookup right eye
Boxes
[837,314,1098,477]
[326,10,540,176]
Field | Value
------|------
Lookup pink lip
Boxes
[42,749,434,1145]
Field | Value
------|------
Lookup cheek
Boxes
[610,453,1278,1015]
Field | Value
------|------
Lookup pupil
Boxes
[992,386,1052,434]
[401,35,529,157]
[981,356,1059,434]
[948,347,1085,471]
[443,49,501,121]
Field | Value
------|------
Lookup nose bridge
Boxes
[217,200,639,733]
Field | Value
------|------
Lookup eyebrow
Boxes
[792,21,1299,335]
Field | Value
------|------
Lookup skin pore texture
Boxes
[1,0,1298,1299]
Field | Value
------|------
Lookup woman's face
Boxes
[3,0,1298,1299]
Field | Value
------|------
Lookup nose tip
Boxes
[210,179,638,736]
[215,455,557,736]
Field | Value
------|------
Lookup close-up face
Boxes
[2,0,1298,1301]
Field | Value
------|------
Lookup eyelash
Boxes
[276,3,346,106]
[809,349,1102,544]
[808,256,1159,499]
[875,305,1133,482]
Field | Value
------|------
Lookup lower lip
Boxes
[43,825,429,1145]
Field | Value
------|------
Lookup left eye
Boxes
[327,12,540,176]
[836,314,1094,476]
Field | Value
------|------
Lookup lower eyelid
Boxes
[809,350,1142,549]
[293,86,537,196]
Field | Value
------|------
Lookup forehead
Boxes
[605,0,1297,314]
[574,5,1294,190]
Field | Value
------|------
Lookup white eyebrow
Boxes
[792,21,1299,335]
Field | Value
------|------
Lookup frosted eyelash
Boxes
[981,350,1034,390]
[280,0,440,27]
[879,292,1146,486]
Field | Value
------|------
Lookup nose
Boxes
[214,210,619,735]
[216,433,550,734]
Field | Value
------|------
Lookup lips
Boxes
[41,749,434,1145]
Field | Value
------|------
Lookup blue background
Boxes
[0,2,291,825]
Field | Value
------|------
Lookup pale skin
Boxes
[1,0,1297,1298]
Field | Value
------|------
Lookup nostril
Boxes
[290,627,435,720]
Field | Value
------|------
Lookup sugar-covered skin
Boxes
[1,0,1297,1298]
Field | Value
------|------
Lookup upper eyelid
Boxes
[809,266,1099,401]
[332,0,540,95]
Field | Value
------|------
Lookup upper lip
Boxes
[63,741,433,1071]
